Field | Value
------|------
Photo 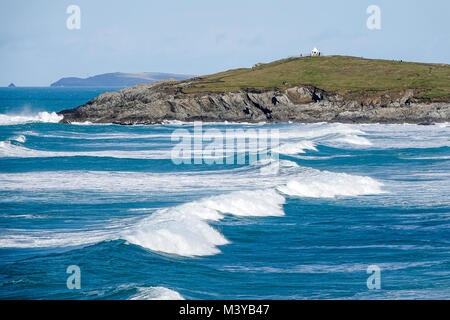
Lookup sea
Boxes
[0,87,449,300]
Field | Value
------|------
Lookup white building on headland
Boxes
[311,47,321,56]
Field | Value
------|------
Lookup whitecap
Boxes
[128,287,184,300]
[0,141,172,159]
[0,112,63,126]
[9,135,26,143]
[273,140,317,155]
[122,189,285,257]
[277,171,384,198]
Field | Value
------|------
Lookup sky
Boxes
[1,0,449,86]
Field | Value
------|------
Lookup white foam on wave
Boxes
[9,135,26,143]
[70,121,94,126]
[0,138,264,160]
[162,120,188,126]
[18,130,172,140]
[29,122,449,151]
[0,169,272,194]
[0,161,385,201]
[122,189,285,256]
[0,228,119,248]
[277,170,384,198]
[356,123,450,149]
[400,156,450,160]
[273,140,317,155]
[221,261,442,274]
[0,121,378,160]
[0,140,172,159]
[0,112,63,126]
[333,135,372,146]
[199,189,286,217]
[10,122,447,153]
[276,123,373,146]
[128,287,184,300]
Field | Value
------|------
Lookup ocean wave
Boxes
[277,171,384,198]
[0,229,119,248]
[357,123,450,149]
[333,135,372,146]
[18,130,172,140]
[348,288,450,300]
[122,170,382,257]
[436,122,449,128]
[0,160,385,255]
[122,189,285,256]
[10,135,26,143]
[221,261,443,274]
[0,140,172,159]
[0,160,384,198]
[273,140,317,155]
[0,122,379,160]
[70,121,94,125]
[8,122,449,151]
[0,112,62,126]
[399,156,450,160]
[128,286,184,300]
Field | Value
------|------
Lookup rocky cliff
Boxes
[59,79,449,125]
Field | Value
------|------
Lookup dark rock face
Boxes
[59,80,450,125]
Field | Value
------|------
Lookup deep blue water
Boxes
[0,87,449,300]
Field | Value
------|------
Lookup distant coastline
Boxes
[50,72,194,87]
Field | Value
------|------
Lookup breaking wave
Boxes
[122,169,383,256]
[273,140,317,155]
[0,121,378,160]
[0,112,63,126]
[122,189,285,256]
[11,135,27,143]
[0,159,385,255]
[277,172,384,198]
[0,160,385,198]
[128,287,184,300]
[0,140,172,159]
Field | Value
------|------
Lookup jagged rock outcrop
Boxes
[59,79,450,125]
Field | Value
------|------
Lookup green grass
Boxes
[182,56,450,101]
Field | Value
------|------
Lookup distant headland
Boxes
[50,72,194,87]
[59,55,450,125]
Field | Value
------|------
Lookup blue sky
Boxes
[1,0,449,86]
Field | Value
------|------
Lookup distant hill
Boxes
[50,72,194,87]
[8,83,16,88]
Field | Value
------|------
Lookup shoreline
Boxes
[58,81,450,126]
[57,119,450,127]
[60,119,449,126]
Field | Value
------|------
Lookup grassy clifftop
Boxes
[183,56,450,101]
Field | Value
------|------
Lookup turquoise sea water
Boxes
[0,87,449,300]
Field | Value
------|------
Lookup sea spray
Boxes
[0,112,63,126]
